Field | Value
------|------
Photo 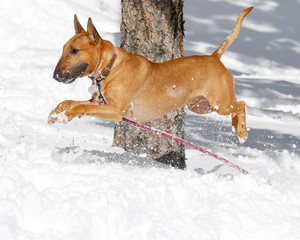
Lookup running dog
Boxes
[49,7,253,144]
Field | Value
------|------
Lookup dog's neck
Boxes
[89,41,118,81]
[98,41,117,71]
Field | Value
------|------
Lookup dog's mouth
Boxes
[62,77,77,84]
[53,62,88,84]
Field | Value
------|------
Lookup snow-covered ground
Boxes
[1,0,300,239]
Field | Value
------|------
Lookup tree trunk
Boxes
[113,0,186,169]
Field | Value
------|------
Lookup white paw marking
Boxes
[238,136,248,145]
[50,111,68,124]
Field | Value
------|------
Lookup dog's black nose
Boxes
[53,62,64,82]
[53,68,76,84]
[53,58,66,82]
[52,61,88,83]
[53,71,63,82]
[53,67,70,83]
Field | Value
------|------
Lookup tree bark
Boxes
[113,0,186,169]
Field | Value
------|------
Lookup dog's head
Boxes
[53,15,102,83]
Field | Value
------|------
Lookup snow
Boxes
[0,0,300,239]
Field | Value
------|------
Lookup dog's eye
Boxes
[71,48,80,54]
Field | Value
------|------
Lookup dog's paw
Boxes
[48,111,69,125]
[238,135,248,145]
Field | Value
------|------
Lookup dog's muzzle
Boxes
[53,62,88,84]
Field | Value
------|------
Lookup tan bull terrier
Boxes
[49,7,254,144]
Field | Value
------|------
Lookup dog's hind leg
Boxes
[210,97,248,144]
[205,73,248,144]
[231,101,247,144]
[188,88,247,144]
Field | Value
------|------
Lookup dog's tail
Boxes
[212,7,253,59]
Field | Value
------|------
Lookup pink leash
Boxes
[122,117,249,175]
[100,93,248,175]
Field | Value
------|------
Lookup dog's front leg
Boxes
[48,100,99,124]
[64,104,124,122]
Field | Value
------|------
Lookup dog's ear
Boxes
[87,17,102,43]
[74,14,85,33]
